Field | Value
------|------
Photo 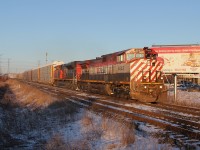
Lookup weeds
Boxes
[0,79,80,149]
[81,111,136,149]
[81,112,103,141]
[45,134,67,150]
[120,123,135,147]
[45,133,91,150]
[166,91,200,108]
[3,79,57,109]
[0,80,174,149]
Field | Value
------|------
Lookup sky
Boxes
[0,0,200,73]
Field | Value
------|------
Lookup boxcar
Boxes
[20,61,64,84]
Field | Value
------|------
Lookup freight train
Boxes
[18,47,167,102]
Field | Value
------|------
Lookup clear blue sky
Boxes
[0,0,200,73]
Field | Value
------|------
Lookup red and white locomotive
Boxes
[54,47,167,102]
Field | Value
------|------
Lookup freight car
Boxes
[54,47,167,102]
[19,61,64,84]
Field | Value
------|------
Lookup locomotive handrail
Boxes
[140,82,164,85]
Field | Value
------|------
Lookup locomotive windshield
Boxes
[127,53,135,60]
[126,52,144,61]
[136,53,144,58]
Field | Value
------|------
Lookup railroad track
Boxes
[66,95,200,135]
[65,96,200,147]
[22,80,200,147]
[145,102,200,117]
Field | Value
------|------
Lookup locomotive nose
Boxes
[148,87,158,98]
[149,89,154,93]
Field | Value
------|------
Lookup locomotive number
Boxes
[97,67,105,74]
[118,66,124,71]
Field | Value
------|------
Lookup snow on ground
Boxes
[176,90,200,104]
[166,84,200,106]
[0,100,175,149]
[59,110,174,150]
[1,80,198,149]
[74,93,200,122]
[76,87,200,108]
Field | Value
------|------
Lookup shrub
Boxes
[45,134,67,150]
[120,123,135,147]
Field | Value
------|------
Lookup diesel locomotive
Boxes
[53,47,167,102]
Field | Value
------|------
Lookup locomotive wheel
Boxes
[105,84,112,95]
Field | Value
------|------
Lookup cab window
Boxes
[126,53,135,61]
[136,53,144,58]
[117,55,124,62]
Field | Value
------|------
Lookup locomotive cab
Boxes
[130,47,167,102]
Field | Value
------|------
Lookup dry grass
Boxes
[45,133,91,150]
[45,134,68,150]
[106,143,118,149]
[81,114,93,126]
[81,112,103,141]
[3,79,58,109]
[165,91,200,108]
[120,123,135,147]
[1,80,175,149]
[101,114,135,148]
[133,137,173,150]
[70,140,91,150]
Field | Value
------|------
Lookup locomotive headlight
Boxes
[149,89,153,93]
[144,86,147,89]
[159,85,163,88]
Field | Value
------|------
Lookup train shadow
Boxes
[0,83,8,100]
[0,82,17,109]
[0,81,24,148]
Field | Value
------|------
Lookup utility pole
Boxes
[46,52,48,64]
[38,60,40,67]
[7,58,10,74]
[38,60,41,81]
[0,54,2,75]
[173,74,177,102]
